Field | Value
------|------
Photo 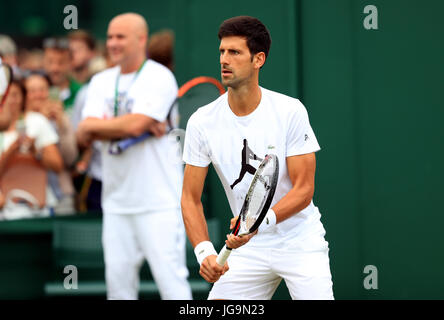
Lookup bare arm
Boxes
[0,139,20,176]
[56,115,78,167]
[40,144,64,173]
[271,152,317,222]
[181,164,228,282]
[0,104,12,131]
[181,164,210,247]
[76,114,163,147]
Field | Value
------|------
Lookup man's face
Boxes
[69,39,94,70]
[219,36,256,88]
[106,19,141,66]
[43,48,71,86]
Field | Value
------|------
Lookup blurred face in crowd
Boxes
[106,14,148,67]
[69,39,94,70]
[4,82,24,119]
[24,74,50,112]
[43,48,71,87]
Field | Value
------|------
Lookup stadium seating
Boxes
[44,218,221,299]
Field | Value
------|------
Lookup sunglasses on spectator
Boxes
[43,38,70,50]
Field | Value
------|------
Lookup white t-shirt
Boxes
[183,87,326,246]
[0,112,59,152]
[82,59,183,214]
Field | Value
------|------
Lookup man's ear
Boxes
[253,52,266,69]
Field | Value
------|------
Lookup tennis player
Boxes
[181,16,334,300]
[76,13,191,300]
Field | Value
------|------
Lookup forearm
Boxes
[271,185,313,223]
[0,110,11,131]
[181,196,211,248]
[0,146,17,176]
[57,116,79,166]
[84,114,156,141]
[41,145,64,173]
[270,153,317,224]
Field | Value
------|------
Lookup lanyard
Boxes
[114,60,146,117]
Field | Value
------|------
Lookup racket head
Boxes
[175,76,225,130]
[235,154,279,236]
[0,63,12,105]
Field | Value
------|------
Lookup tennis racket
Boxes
[216,154,279,266]
[108,76,225,154]
[0,62,12,106]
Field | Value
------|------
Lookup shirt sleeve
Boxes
[82,76,106,119]
[131,68,178,122]
[286,100,321,157]
[182,113,211,167]
[25,113,59,150]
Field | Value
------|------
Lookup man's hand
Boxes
[224,216,257,249]
[199,255,229,283]
[148,120,167,137]
[76,121,94,148]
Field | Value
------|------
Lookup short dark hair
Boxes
[147,29,174,71]
[67,30,96,51]
[25,71,52,87]
[10,80,26,112]
[218,16,271,59]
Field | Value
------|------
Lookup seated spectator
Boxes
[0,80,63,219]
[18,48,44,78]
[24,72,78,215]
[0,59,12,130]
[0,35,23,80]
[147,29,175,72]
[67,30,96,84]
[42,37,82,118]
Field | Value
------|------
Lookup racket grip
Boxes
[110,132,152,154]
[216,245,232,266]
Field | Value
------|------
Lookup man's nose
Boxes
[220,52,229,66]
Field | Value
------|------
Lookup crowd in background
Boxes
[0,29,175,220]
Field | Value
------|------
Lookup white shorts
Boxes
[208,231,334,300]
[102,209,192,300]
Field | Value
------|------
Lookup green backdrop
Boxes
[0,0,443,299]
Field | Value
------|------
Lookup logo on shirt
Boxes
[106,92,134,116]
[304,134,309,141]
[230,139,263,190]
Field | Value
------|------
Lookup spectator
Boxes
[77,13,191,300]
[18,48,44,76]
[24,72,77,215]
[42,37,82,117]
[68,30,97,84]
[0,59,12,130]
[0,35,20,79]
[147,29,174,72]
[0,79,63,218]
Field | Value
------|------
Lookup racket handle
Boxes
[110,132,152,154]
[216,245,232,266]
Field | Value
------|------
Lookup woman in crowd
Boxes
[24,72,78,214]
[0,79,63,215]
